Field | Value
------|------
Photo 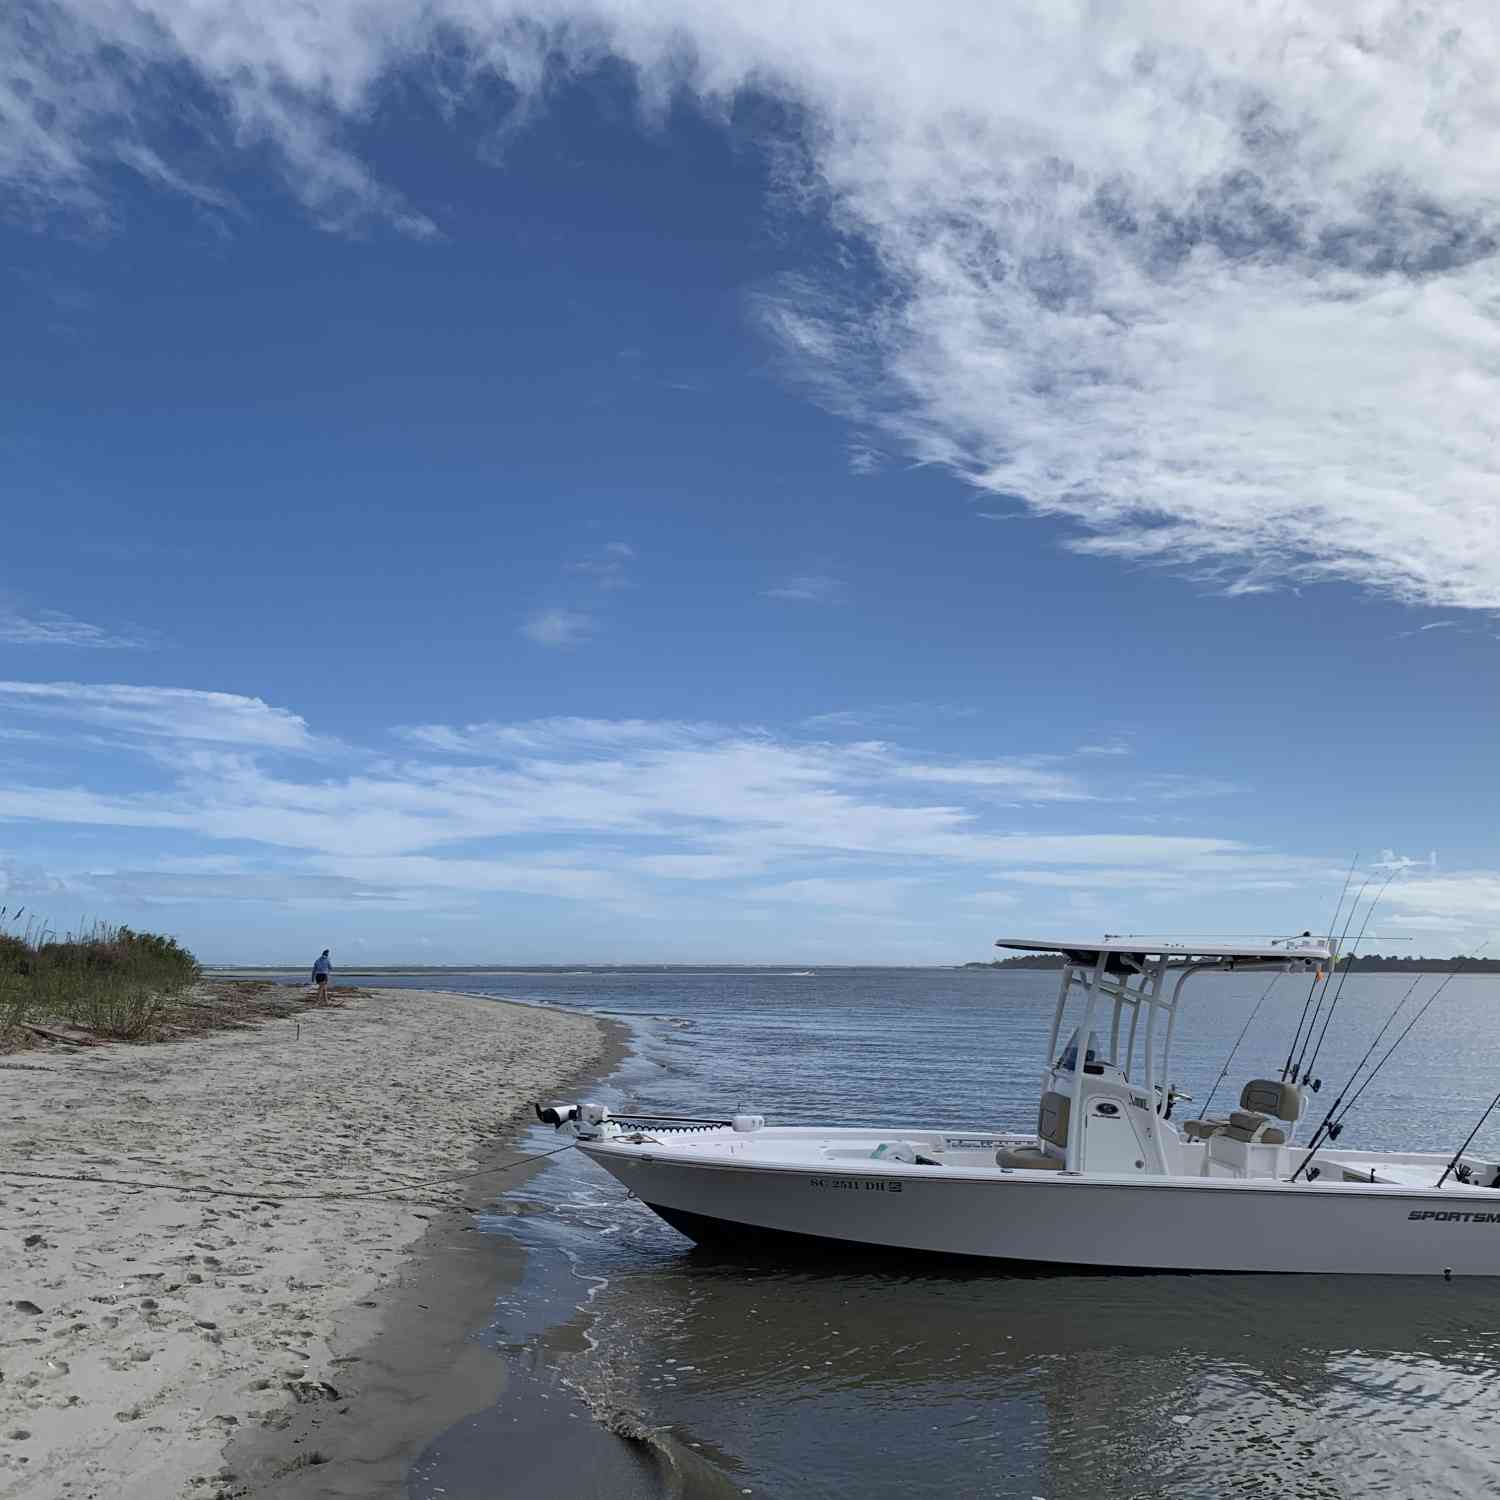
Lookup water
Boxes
[365,966,1500,1499]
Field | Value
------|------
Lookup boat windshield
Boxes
[1057,1027,1108,1072]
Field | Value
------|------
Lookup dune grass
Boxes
[0,910,201,1045]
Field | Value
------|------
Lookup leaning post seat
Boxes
[1223,1109,1287,1145]
[995,1091,1072,1170]
[994,1145,1066,1170]
[1240,1078,1302,1121]
[1187,1079,1302,1144]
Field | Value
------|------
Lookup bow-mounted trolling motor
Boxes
[535,1101,620,1138]
[534,1101,753,1140]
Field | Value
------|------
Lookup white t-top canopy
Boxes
[995,935,1334,964]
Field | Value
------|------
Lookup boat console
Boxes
[993,935,1331,1179]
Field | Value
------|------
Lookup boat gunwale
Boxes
[577,1138,1500,1203]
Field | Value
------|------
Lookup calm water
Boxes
[365,966,1500,1499]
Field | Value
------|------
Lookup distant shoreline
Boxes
[212,956,1497,977]
[207,963,962,976]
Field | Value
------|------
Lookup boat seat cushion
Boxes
[995,1145,1066,1171]
[1037,1091,1071,1149]
[1239,1078,1301,1121]
[1182,1117,1228,1140]
[1225,1109,1286,1145]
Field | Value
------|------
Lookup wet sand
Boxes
[0,986,614,1500]
[226,1013,634,1499]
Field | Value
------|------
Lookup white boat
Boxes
[558,935,1500,1276]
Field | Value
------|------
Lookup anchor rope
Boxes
[0,1139,578,1213]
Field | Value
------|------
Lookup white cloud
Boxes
[895,760,1090,803]
[398,716,722,755]
[1398,619,1469,639]
[965,890,1020,910]
[0,857,72,905]
[1077,740,1131,758]
[115,142,238,216]
[627,851,766,879]
[753,877,920,912]
[0,692,1332,897]
[3,687,1476,944]
[0,681,317,750]
[76,865,402,908]
[1390,873,1500,924]
[0,608,150,649]
[801,702,979,732]
[11,2,1500,606]
[1130,774,1245,803]
[521,608,595,646]
[568,541,637,589]
[802,709,875,730]
[765,574,845,604]
[1371,848,1438,872]
[306,853,633,902]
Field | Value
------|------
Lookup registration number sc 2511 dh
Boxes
[808,1177,903,1193]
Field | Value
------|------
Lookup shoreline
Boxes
[225,1003,632,1498]
[0,986,618,1500]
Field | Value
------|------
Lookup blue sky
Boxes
[2,3,1497,963]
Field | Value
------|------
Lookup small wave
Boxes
[565,1377,756,1500]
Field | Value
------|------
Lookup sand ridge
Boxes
[0,986,605,1500]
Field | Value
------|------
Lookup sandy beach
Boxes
[0,985,610,1500]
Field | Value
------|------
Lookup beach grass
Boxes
[0,910,201,1045]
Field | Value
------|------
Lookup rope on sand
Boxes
[0,1140,579,1213]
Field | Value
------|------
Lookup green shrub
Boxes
[0,932,30,975]
[0,916,201,1044]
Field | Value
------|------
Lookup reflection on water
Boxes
[367,967,1500,1499]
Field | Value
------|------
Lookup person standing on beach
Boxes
[311,949,332,997]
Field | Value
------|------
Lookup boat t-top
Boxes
[554,934,1499,1275]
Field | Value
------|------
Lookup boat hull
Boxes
[579,1144,1500,1276]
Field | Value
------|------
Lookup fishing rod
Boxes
[1290,870,1378,1084]
[1294,863,1374,1080]
[1283,853,1359,1081]
[1300,870,1399,1084]
[1198,972,1281,1122]
[1290,956,1482,1182]
[1287,969,1423,1148]
[1436,1086,1500,1189]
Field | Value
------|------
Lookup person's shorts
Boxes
[314,973,328,987]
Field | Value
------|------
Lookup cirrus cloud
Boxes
[0,680,318,750]
[5,4,1500,608]
[520,607,595,646]
[0,606,151,649]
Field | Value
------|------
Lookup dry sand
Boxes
[0,986,608,1500]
